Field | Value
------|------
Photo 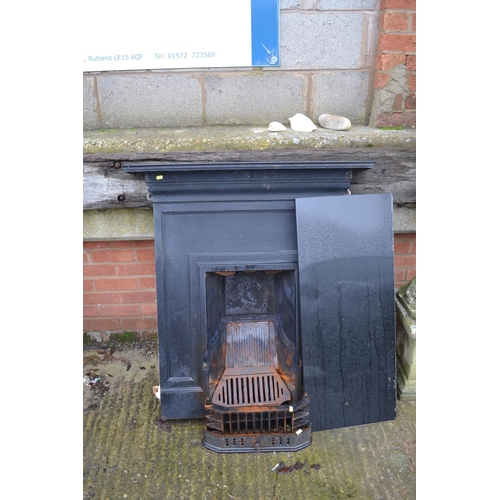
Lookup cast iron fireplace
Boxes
[122,160,396,453]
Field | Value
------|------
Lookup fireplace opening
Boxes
[202,269,311,452]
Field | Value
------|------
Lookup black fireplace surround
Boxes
[122,161,396,453]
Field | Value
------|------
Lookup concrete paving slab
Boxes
[84,343,416,500]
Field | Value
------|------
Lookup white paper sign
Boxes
[83,0,280,72]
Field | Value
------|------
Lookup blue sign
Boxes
[251,0,280,66]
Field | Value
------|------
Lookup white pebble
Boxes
[289,113,317,132]
[268,121,287,131]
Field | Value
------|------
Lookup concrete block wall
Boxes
[84,1,385,130]
[83,234,416,334]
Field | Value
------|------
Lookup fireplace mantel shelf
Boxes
[121,160,373,173]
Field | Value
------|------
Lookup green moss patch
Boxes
[109,331,140,343]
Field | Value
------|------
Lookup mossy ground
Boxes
[84,345,416,500]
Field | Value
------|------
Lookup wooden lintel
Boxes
[83,148,416,210]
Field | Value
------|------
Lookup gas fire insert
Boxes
[122,161,396,453]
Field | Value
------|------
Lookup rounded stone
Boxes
[318,114,352,131]
[289,113,317,132]
[268,121,287,132]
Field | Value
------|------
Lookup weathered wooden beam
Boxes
[83,148,415,209]
[350,148,416,202]
[83,161,150,210]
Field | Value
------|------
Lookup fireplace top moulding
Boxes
[121,160,373,201]
[121,160,373,173]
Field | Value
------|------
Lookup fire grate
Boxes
[206,396,309,434]
[203,303,310,452]
[211,320,292,407]
[203,396,312,453]
[212,366,291,407]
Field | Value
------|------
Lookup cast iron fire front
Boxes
[122,161,396,453]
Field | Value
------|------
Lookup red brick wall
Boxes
[83,235,416,334]
[394,233,416,288]
[83,240,157,333]
[374,0,416,128]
